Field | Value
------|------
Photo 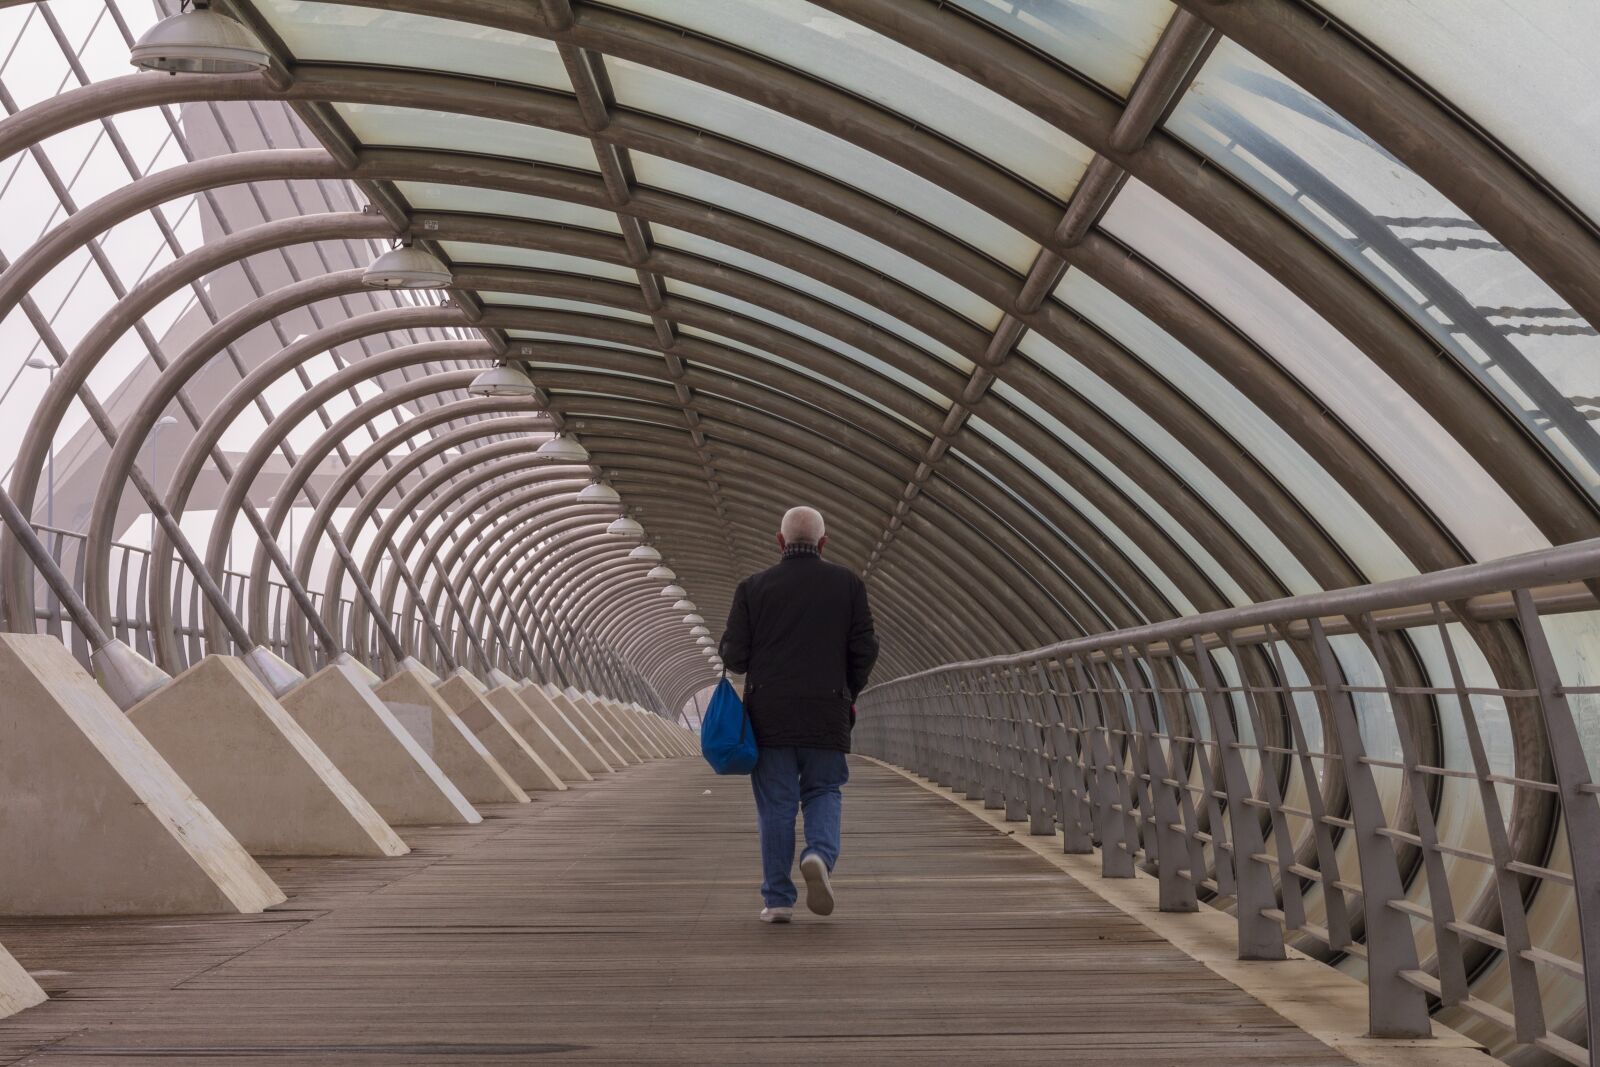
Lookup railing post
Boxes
[1005,665,1054,836]
[1513,589,1600,1053]
[1305,618,1428,1033]
[1042,661,1095,854]
[1224,633,1306,933]
[1261,629,1352,952]
[1121,645,1197,913]
[1191,638,1285,962]
[1069,654,1135,877]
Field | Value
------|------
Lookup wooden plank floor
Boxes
[0,758,1351,1065]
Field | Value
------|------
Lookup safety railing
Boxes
[856,537,1600,1066]
[21,525,396,677]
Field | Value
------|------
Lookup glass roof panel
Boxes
[1317,0,1600,229]
[945,0,1176,97]
[441,242,637,283]
[508,331,659,358]
[602,58,1039,270]
[607,1,1092,198]
[1102,180,1549,561]
[1167,40,1600,505]
[252,1,571,90]
[479,292,652,324]
[1054,269,1415,582]
[665,278,950,409]
[955,427,1156,619]
[336,104,598,172]
[397,183,620,233]
[632,154,1004,328]
[991,379,1251,608]
[653,225,973,372]
[1016,330,1317,596]
[705,361,922,434]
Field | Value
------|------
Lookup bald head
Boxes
[779,505,826,548]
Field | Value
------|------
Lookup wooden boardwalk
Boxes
[0,758,1351,1065]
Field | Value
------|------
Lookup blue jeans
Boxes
[750,746,849,907]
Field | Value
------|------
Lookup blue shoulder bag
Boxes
[700,674,757,774]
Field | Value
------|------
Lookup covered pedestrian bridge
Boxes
[0,1,1596,1064]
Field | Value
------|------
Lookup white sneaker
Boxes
[799,853,835,916]
[760,906,793,924]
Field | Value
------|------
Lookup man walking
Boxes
[719,506,879,924]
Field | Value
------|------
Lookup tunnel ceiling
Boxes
[4,0,1598,713]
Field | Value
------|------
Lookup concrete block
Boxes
[375,668,528,805]
[611,698,668,758]
[573,687,646,762]
[435,674,565,792]
[580,690,654,759]
[518,682,612,774]
[547,684,634,765]
[281,664,480,827]
[0,634,285,915]
[0,941,46,1019]
[633,706,682,755]
[485,687,591,783]
[130,656,407,858]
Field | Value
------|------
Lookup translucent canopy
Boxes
[5,10,1597,1031]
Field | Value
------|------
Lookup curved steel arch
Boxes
[0,67,1536,585]
[0,143,1491,668]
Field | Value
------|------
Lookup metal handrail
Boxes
[857,537,1600,1065]
[866,536,1600,690]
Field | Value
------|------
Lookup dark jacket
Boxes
[718,544,879,752]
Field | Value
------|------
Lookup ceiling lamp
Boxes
[607,516,645,538]
[696,636,714,647]
[576,481,621,505]
[467,361,536,398]
[659,584,686,598]
[682,613,704,625]
[647,565,676,580]
[629,543,662,562]
[673,599,697,611]
[362,241,452,289]
[701,647,716,657]
[130,2,270,74]
[690,625,709,636]
[535,434,589,462]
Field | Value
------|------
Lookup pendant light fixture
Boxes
[362,240,452,289]
[536,434,589,462]
[607,516,645,538]
[130,1,270,74]
[467,361,536,397]
[576,481,621,505]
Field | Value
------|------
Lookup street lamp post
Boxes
[148,414,178,553]
[24,358,54,533]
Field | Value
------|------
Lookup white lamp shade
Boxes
[576,481,621,505]
[362,244,452,289]
[690,625,710,636]
[659,584,686,598]
[607,516,645,538]
[682,613,704,625]
[629,544,662,561]
[535,435,590,462]
[696,636,714,647]
[701,647,716,657]
[130,8,270,73]
[673,599,697,611]
[467,363,536,397]
[646,565,676,580]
